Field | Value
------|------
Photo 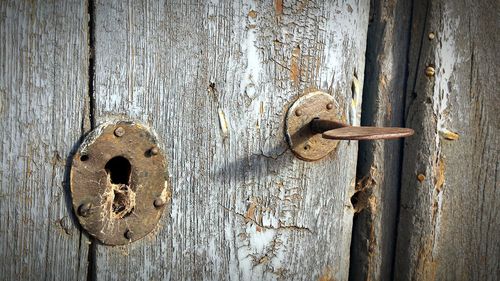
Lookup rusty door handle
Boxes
[310,118,414,140]
[285,91,414,161]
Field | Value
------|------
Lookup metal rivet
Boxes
[124,229,133,240]
[150,147,159,156]
[78,203,92,217]
[295,109,302,116]
[417,174,426,182]
[428,32,435,40]
[425,66,435,77]
[326,103,333,110]
[154,198,165,208]
[114,127,125,137]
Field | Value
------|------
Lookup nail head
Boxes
[78,203,91,217]
[124,229,133,240]
[425,66,435,77]
[154,198,165,208]
[326,103,333,110]
[114,127,125,137]
[295,109,302,116]
[417,174,426,182]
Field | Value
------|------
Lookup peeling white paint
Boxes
[433,12,462,147]
[239,1,261,100]
[224,223,239,281]
[248,224,276,253]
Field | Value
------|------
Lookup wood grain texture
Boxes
[349,1,412,280]
[0,0,90,280]
[91,0,369,280]
[395,0,499,280]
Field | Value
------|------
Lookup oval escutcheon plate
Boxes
[285,91,344,161]
[71,121,170,245]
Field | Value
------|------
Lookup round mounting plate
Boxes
[70,121,170,245]
[285,91,342,161]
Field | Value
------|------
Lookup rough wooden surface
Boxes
[91,0,369,280]
[0,0,89,280]
[395,0,499,280]
[349,1,412,280]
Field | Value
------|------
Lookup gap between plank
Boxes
[86,0,97,280]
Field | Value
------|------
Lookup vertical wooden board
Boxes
[349,1,412,280]
[0,0,89,280]
[396,0,499,280]
[92,0,369,280]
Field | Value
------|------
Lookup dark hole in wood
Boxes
[105,156,131,184]
[112,185,133,217]
[351,81,356,99]
[105,156,134,218]
[350,192,359,207]
[80,154,89,161]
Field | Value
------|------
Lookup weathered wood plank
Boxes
[92,0,369,280]
[349,1,412,280]
[395,0,499,280]
[0,0,90,280]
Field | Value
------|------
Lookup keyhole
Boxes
[105,156,135,219]
[105,156,131,184]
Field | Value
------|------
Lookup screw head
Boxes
[425,66,435,77]
[326,103,333,110]
[150,147,159,156]
[114,127,125,137]
[124,229,133,240]
[154,198,165,208]
[295,109,302,116]
[428,32,435,40]
[78,203,92,217]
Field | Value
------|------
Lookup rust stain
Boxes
[274,0,283,15]
[290,46,301,86]
[416,237,438,281]
[318,266,335,281]
[434,157,445,192]
[245,201,256,222]
[248,10,257,18]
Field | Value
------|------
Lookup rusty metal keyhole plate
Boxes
[71,121,170,245]
[285,91,343,161]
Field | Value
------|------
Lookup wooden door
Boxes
[1,0,369,280]
[2,0,498,281]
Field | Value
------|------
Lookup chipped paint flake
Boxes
[290,46,301,86]
[274,0,283,15]
[218,109,229,138]
[439,128,459,140]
